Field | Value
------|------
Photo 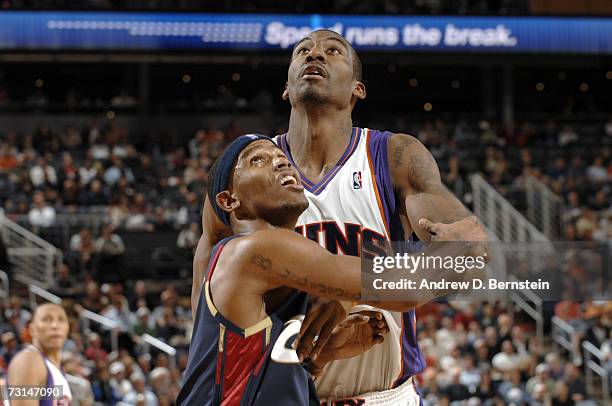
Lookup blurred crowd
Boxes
[0,283,191,405]
[415,301,607,406]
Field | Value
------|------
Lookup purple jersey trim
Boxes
[367,129,427,383]
[279,128,360,196]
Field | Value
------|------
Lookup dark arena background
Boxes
[0,1,611,405]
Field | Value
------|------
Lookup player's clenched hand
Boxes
[309,311,388,375]
[295,299,346,363]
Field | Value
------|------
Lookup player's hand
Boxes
[419,216,490,261]
[309,311,388,374]
[295,299,346,363]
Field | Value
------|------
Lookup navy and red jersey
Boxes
[177,236,319,406]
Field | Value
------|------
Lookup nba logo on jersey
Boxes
[352,171,362,189]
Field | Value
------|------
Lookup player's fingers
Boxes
[296,319,325,360]
[295,305,323,348]
[368,318,387,329]
[373,334,385,345]
[342,313,369,327]
[355,310,383,320]
[311,321,337,361]
[418,218,442,235]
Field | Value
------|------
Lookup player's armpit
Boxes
[387,133,470,242]
[192,196,231,318]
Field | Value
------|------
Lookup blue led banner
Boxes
[0,12,610,54]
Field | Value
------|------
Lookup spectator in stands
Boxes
[109,196,130,228]
[132,154,158,189]
[78,157,99,186]
[60,179,81,211]
[53,263,80,296]
[552,380,573,406]
[177,222,200,255]
[558,125,578,147]
[0,331,19,366]
[79,178,109,206]
[149,367,172,406]
[7,296,30,332]
[0,143,18,172]
[81,281,103,313]
[109,361,133,402]
[84,332,108,363]
[102,294,132,333]
[28,191,56,227]
[104,156,135,186]
[563,363,587,402]
[575,208,597,240]
[439,368,471,403]
[176,191,200,226]
[69,228,95,271]
[91,362,114,403]
[122,372,158,406]
[30,156,57,187]
[492,340,530,372]
[130,307,156,338]
[95,224,125,275]
[586,156,608,183]
[526,363,555,397]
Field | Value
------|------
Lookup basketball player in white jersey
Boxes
[6,303,72,406]
[193,30,486,405]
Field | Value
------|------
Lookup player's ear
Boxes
[282,82,289,100]
[216,190,240,214]
[353,80,366,100]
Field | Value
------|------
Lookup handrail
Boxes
[141,334,177,369]
[509,274,544,343]
[525,176,565,239]
[28,284,62,308]
[582,341,610,405]
[551,316,575,355]
[81,309,119,353]
[0,214,61,288]
[0,270,9,308]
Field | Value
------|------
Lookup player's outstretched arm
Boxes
[6,350,47,406]
[234,228,421,311]
[192,196,231,317]
[388,133,479,242]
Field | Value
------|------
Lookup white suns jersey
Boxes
[275,128,424,400]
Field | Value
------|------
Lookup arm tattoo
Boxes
[249,254,360,301]
[409,154,443,193]
[392,138,416,167]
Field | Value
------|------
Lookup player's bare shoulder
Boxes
[8,348,47,384]
[387,132,442,193]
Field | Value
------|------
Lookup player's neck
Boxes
[232,218,296,234]
[286,107,353,173]
[34,343,62,368]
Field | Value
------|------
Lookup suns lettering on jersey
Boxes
[294,222,386,259]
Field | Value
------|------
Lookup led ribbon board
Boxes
[0,12,610,54]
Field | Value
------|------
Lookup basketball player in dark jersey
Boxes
[178,135,486,406]
[193,30,487,404]
[6,303,73,406]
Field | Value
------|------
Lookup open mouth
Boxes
[281,175,299,186]
[301,64,327,79]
